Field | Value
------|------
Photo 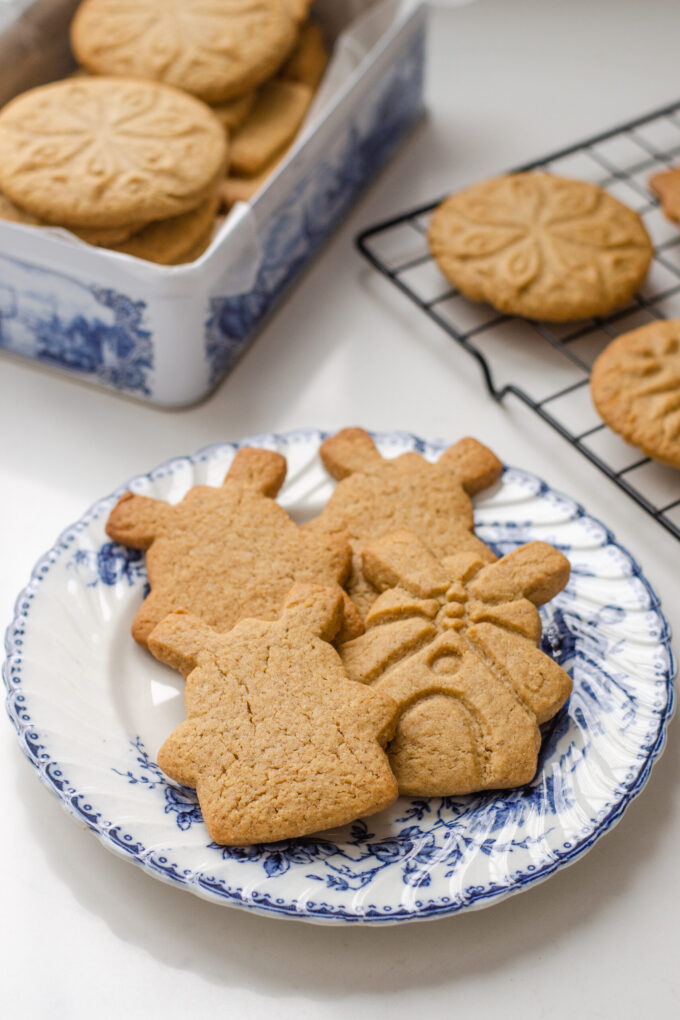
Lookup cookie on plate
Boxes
[428,172,653,322]
[150,585,399,845]
[339,531,572,796]
[70,0,297,103]
[591,318,680,468]
[304,428,503,619]
[0,78,227,228]
[105,446,361,649]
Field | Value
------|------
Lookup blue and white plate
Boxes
[3,430,675,924]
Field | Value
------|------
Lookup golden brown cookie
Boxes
[304,428,503,619]
[339,531,572,796]
[283,0,313,22]
[0,190,145,244]
[109,193,218,264]
[70,0,297,103]
[211,90,257,134]
[0,191,40,225]
[70,221,149,245]
[428,173,653,322]
[281,20,328,90]
[105,447,361,649]
[649,167,680,224]
[0,77,227,228]
[591,319,680,468]
[218,149,288,208]
[150,585,399,845]
[175,225,215,263]
[229,79,312,176]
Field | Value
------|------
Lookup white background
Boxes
[2,1,680,1017]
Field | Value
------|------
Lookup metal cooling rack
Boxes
[357,99,680,541]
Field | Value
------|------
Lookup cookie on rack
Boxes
[70,0,297,104]
[105,446,362,649]
[649,166,680,225]
[150,585,399,845]
[428,172,653,322]
[0,77,227,228]
[591,318,680,468]
[304,427,503,619]
[338,530,572,796]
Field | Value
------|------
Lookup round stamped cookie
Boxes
[591,319,680,469]
[428,173,653,322]
[1,190,144,243]
[70,0,297,104]
[110,192,219,264]
[0,78,227,228]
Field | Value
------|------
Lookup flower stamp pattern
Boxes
[338,531,572,795]
[591,318,680,468]
[428,172,653,321]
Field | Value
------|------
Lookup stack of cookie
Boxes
[0,0,329,262]
[0,77,228,264]
[106,428,573,846]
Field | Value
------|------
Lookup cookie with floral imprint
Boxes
[149,584,399,845]
[428,172,652,321]
[338,529,573,797]
[70,0,298,104]
[303,427,503,620]
[105,446,363,649]
[0,77,228,228]
[591,318,680,468]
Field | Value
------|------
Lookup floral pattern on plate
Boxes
[3,429,675,923]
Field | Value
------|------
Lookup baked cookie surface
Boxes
[70,0,297,103]
[110,192,219,264]
[339,531,572,796]
[150,585,399,845]
[305,428,502,619]
[649,166,680,225]
[591,318,680,468]
[105,447,356,648]
[428,172,652,322]
[0,77,227,227]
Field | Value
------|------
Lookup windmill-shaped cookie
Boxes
[304,428,503,619]
[149,584,399,845]
[106,447,360,648]
[338,530,573,797]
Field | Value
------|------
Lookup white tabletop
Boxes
[2,1,680,1017]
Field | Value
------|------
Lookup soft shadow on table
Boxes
[13,713,679,1000]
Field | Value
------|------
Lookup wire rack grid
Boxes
[357,99,680,541]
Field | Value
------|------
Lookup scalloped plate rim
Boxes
[3,428,676,925]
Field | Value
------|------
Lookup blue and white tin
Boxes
[0,0,426,405]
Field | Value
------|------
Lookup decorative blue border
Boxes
[2,430,675,923]
[0,254,153,395]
